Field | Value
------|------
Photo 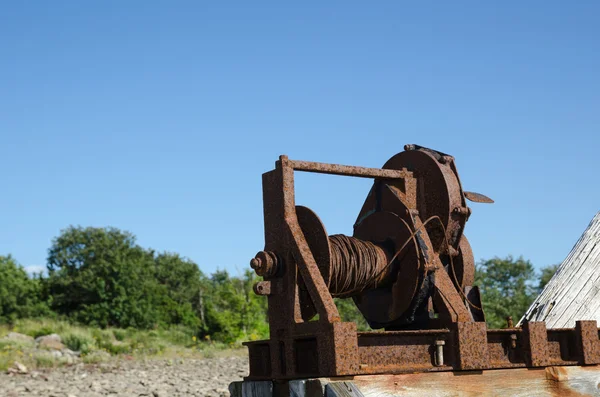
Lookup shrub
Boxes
[112,329,127,341]
[34,353,57,368]
[0,256,51,323]
[62,332,95,355]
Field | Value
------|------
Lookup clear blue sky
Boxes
[1,2,598,276]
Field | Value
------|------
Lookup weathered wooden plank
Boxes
[325,382,365,397]
[289,379,331,397]
[348,366,600,396]
[229,380,273,397]
[520,212,600,328]
[231,366,600,396]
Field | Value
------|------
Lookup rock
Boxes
[3,332,34,343]
[51,350,63,358]
[12,361,28,374]
[35,333,61,343]
[62,354,76,365]
[89,381,102,392]
[62,348,80,357]
[38,338,66,351]
[0,354,249,396]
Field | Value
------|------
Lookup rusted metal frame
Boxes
[486,328,524,367]
[434,156,469,249]
[249,148,600,383]
[261,169,293,333]
[261,164,339,379]
[245,324,358,379]
[522,321,551,367]
[245,322,600,379]
[317,322,359,376]
[288,158,412,180]
[454,322,490,370]
[575,320,600,365]
[245,341,272,378]
[375,323,583,372]
[356,327,517,374]
[258,156,387,379]
[547,329,578,365]
[260,168,297,378]
[408,209,471,324]
[431,270,472,323]
[356,329,453,374]
[277,156,341,323]
[522,322,586,367]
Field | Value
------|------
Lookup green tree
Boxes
[151,252,205,328]
[46,226,159,328]
[538,264,559,293]
[0,255,50,323]
[202,270,268,343]
[475,256,536,328]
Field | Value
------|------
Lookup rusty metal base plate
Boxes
[244,321,600,381]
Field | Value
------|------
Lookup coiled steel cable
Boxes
[337,216,482,311]
[327,234,389,298]
[325,216,481,311]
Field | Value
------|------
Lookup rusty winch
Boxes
[244,145,600,380]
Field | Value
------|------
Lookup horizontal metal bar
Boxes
[358,329,450,337]
[289,159,410,179]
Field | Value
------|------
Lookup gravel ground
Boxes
[0,356,248,397]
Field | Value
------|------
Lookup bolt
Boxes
[434,340,445,366]
[404,144,416,151]
[253,281,271,296]
[453,207,471,216]
[506,316,514,328]
[250,257,261,270]
[250,251,279,277]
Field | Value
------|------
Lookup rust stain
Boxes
[546,366,570,382]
